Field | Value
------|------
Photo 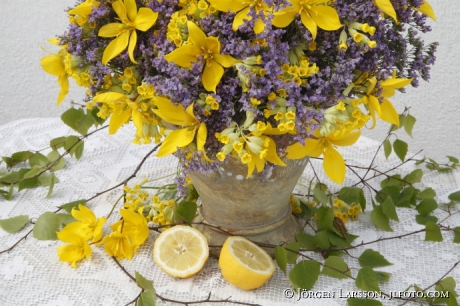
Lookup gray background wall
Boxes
[0,0,458,159]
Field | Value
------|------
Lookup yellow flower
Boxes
[57,231,92,268]
[92,91,148,135]
[99,231,133,260]
[68,0,100,15]
[373,0,397,22]
[98,0,158,64]
[272,0,342,40]
[208,0,272,34]
[40,49,69,105]
[110,209,149,253]
[164,21,240,92]
[153,97,212,161]
[286,129,361,184]
[363,75,412,129]
[60,204,107,242]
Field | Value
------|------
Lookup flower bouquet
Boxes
[41,0,437,186]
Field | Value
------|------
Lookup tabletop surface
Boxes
[1,117,459,306]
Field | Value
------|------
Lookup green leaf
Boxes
[90,107,107,125]
[33,212,61,240]
[73,141,85,160]
[355,267,380,291]
[395,187,415,208]
[374,271,391,282]
[50,136,68,150]
[4,151,34,169]
[275,246,287,274]
[383,139,392,159]
[327,231,351,248]
[434,277,458,306]
[135,271,155,292]
[288,260,321,290]
[453,227,460,244]
[313,184,328,205]
[65,136,80,153]
[347,298,382,306]
[175,201,197,223]
[0,168,30,186]
[0,184,15,200]
[321,256,350,279]
[315,206,336,233]
[29,153,48,167]
[382,197,398,221]
[447,156,459,163]
[47,151,66,171]
[404,169,423,185]
[0,215,29,233]
[313,230,330,249]
[403,114,416,137]
[295,232,316,250]
[60,199,87,213]
[138,291,156,306]
[417,188,436,199]
[285,242,300,264]
[358,249,392,268]
[380,175,403,189]
[39,173,58,198]
[425,221,443,242]
[61,107,95,135]
[415,214,438,225]
[338,187,366,211]
[33,212,76,240]
[416,198,438,215]
[448,190,460,202]
[393,139,408,162]
[370,206,392,231]
[376,186,400,204]
[18,177,40,191]
[23,166,43,179]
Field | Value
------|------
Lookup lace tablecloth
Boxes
[1,118,459,306]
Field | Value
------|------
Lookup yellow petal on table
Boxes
[163,44,201,68]
[157,127,197,157]
[102,31,129,65]
[134,8,158,31]
[202,60,224,93]
[417,0,436,21]
[379,99,400,126]
[323,145,346,184]
[308,6,342,31]
[41,55,65,76]
[374,0,398,22]
[301,10,318,40]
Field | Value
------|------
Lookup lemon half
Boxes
[153,225,209,278]
[218,236,276,290]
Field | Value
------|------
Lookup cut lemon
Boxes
[218,236,276,290]
[153,225,209,278]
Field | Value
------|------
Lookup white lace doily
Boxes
[1,118,459,305]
